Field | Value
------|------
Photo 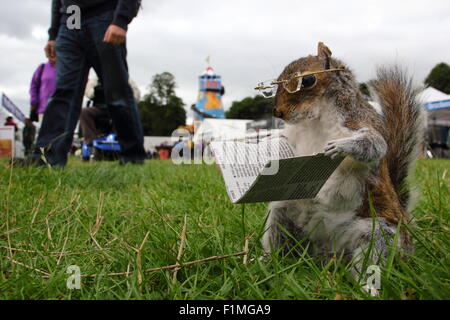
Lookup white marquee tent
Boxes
[193,119,252,144]
[418,87,450,127]
[419,87,450,158]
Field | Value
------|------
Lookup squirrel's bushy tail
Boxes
[371,66,425,211]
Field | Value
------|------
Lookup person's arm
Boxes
[104,0,140,45]
[112,0,141,31]
[48,0,62,41]
[30,64,44,110]
[44,0,61,63]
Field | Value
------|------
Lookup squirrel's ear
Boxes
[317,42,332,69]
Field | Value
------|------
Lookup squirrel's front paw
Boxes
[324,138,355,159]
[325,129,387,162]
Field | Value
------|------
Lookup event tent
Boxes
[418,87,450,127]
[419,87,450,158]
[193,119,252,144]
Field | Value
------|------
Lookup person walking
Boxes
[30,0,146,167]
[80,81,109,147]
[4,116,18,133]
[29,57,57,123]
[80,77,141,147]
[22,118,36,156]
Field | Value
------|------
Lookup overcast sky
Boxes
[1,0,450,118]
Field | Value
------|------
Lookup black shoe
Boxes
[118,157,145,165]
[10,156,47,167]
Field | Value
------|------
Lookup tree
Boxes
[226,95,274,120]
[425,63,450,94]
[138,72,186,136]
[148,72,177,105]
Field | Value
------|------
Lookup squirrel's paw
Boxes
[324,138,355,159]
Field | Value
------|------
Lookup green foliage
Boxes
[0,159,449,299]
[424,63,450,94]
[226,95,274,120]
[138,72,186,136]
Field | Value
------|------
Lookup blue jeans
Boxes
[34,10,145,166]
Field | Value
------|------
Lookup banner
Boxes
[0,126,15,158]
[2,93,25,123]
[425,99,450,111]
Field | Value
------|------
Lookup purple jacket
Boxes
[29,62,57,114]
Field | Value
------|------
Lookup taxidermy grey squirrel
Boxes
[261,42,425,275]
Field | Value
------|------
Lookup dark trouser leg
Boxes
[79,107,108,145]
[33,25,90,166]
[85,12,146,161]
[23,142,33,156]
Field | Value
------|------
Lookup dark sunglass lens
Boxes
[301,75,316,88]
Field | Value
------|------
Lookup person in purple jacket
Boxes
[29,56,57,122]
[28,0,146,167]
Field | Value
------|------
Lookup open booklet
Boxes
[210,135,345,204]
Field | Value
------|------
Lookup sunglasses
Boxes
[255,68,345,98]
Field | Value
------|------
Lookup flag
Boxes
[2,93,25,123]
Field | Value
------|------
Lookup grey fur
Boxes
[262,50,423,278]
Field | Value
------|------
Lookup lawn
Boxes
[0,158,449,300]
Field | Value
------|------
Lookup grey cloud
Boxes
[1,0,450,118]
[0,0,49,39]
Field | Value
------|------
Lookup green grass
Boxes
[0,158,449,300]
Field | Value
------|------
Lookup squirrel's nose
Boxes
[273,108,283,119]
